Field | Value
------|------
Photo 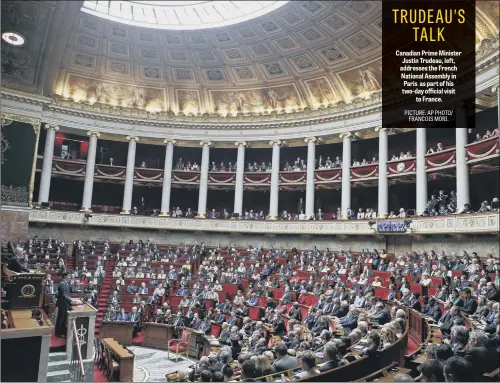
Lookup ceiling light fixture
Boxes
[2,32,25,46]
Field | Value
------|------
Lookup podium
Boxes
[99,320,134,346]
[4,273,45,309]
[1,273,52,382]
[186,328,205,359]
[142,322,174,349]
[66,303,98,381]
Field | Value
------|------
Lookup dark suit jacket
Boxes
[319,360,342,373]
[465,346,499,377]
[362,344,380,358]
[8,257,30,273]
[371,309,391,325]
[270,355,298,373]
[462,297,478,315]
[274,320,286,336]
[486,289,500,302]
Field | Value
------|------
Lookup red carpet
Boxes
[50,330,67,352]
[406,337,420,355]
[132,331,143,346]
[93,363,108,382]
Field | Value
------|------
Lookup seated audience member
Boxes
[392,373,414,382]
[294,351,319,379]
[464,329,499,379]
[361,331,381,358]
[443,356,475,382]
[415,359,445,382]
[271,343,298,373]
[319,342,346,372]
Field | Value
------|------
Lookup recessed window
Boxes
[2,32,25,46]
[81,1,288,30]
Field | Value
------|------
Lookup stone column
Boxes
[233,141,247,216]
[305,137,320,218]
[196,141,212,218]
[455,106,470,212]
[80,131,100,212]
[268,140,284,220]
[494,85,500,145]
[340,133,352,219]
[38,124,59,204]
[159,139,176,216]
[416,127,428,216]
[120,136,139,214]
[376,127,389,218]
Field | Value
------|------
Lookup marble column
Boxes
[455,106,470,212]
[376,127,389,218]
[340,133,352,219]
[196,141,212,218]
[38,124,59,204]
[416,127,428,216]
[121,136,139,214]
[233,141,247,216]
[159,140,176,216]
[268,140,283,220]
[80,131,100,212]
[495,85,500,145]
[305,137,320,218]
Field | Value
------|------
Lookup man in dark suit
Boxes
[465,329,499,379]
[339,305,359,331]
[7,247,30,273]
[126,281,138,294]
[129,306,141,337]
[288,302,302,321]
[172,312,185,327]
[320,343,345,372]
[461,289,478,315]
[311,315,330,336]
[284,331,300,350]
[423,298,442,322]
[218,323,231,345]
[371,302,391,326]
[108,291,120,305]
[440,306,462,335]
[55,272,74,337]
[485,282,500,302]
[270,343,299,373]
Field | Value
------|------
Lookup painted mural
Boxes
[177,90,201,113]
[337,60,382,98]
[210,84,300,112]
[65,74,165,111]
[305,77,339,105]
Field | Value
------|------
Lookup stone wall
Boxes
[0,207,31,245]
[26,223,499,256]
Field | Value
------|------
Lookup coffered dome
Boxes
[1,0,498,128]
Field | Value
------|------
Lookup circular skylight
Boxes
[1,32,25,46]
[81,0,289,30]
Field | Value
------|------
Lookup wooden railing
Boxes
[70,319,85,382]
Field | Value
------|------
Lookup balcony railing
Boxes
[37,137,499,189]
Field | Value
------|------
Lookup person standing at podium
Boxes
[55,272,74,338]
[7,247,30,273]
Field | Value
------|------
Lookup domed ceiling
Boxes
[1,1,499,121]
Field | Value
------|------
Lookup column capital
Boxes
[269,139,286,147]
[164,139,177,145]
[126,136,139,142]
[339,132,353,139]
[234,141,248,148]
[45,124,59,132]
[304,136,322,144]
[492,85,499,94]
[375,126,388,132]
[199,140,213,147]
[87,131,100,138]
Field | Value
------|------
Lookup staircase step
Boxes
[47,360,70,372]
[46,370,71,382]
[48,352,67,362]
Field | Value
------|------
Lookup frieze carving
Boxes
[24,210,500,235]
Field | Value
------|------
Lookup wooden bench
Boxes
[102,338,134,382]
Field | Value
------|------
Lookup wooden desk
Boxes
[142,322,174,349]
[100,321,134,346]
[102,338,134,382]
[411,353,427,365]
